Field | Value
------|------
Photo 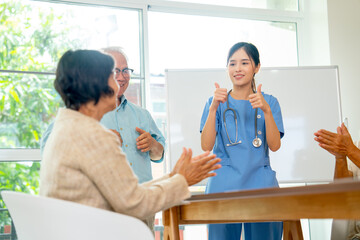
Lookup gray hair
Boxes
[101,46,128,62]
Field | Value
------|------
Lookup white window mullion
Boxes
[34,0,148,10]
[147,0,303,23]
[36,0,302,23]
[139,6,152,110]
[0,149,41,162]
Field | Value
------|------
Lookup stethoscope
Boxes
[223,90,262,148]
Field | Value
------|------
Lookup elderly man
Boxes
[100,47,164,183]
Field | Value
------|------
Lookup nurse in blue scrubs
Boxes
[200,42,284,240]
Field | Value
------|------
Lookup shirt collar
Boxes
[116,95,128,111]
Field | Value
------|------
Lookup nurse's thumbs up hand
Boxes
[249,84,270,113]
[211,82,227,111]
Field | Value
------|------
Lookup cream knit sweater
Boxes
[40,108,190,220]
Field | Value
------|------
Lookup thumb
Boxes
[135,127,145,134]
[178,148,187,163]
[185,148,193,164]
[337,126,342,135]
[257,84,262,93]
[341,123,350,135]
[214,82,220,89]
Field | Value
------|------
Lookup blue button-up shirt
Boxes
[100,95,165,183]
[40,95,165,184]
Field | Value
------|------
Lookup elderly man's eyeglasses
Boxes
[114,67,134,78]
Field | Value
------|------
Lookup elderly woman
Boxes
[40,50,221,221]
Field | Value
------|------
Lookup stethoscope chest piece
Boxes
[252,137,262,148]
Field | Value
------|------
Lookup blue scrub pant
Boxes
[208,222,283,240]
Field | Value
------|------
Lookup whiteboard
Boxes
[166,66,342,183]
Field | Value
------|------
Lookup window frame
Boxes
[0,0,303,162]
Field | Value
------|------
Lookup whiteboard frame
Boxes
[165,66,343,184]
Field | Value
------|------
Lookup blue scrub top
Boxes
[200,92,284,193]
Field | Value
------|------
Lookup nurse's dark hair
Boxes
[226,42,260,93]
[54,49,115,110]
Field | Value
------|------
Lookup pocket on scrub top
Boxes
[219,157,231,166]
[263,165,278,187]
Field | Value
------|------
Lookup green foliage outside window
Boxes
[0,0,84,233]
[0,162,40,228]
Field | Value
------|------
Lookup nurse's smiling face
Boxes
[227,48,260,90]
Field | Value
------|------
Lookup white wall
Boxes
[298,0,331,66]
[296,2,358,239]
[327,0,360,140]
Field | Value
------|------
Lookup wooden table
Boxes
[163,179,360,240]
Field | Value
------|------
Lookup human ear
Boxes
[254,63,261,74]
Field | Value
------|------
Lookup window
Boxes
[1,0,142,148]
[0,1,143,237]
[1,0,301,238]
[148,12,297,73]
[147,12,298,177]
